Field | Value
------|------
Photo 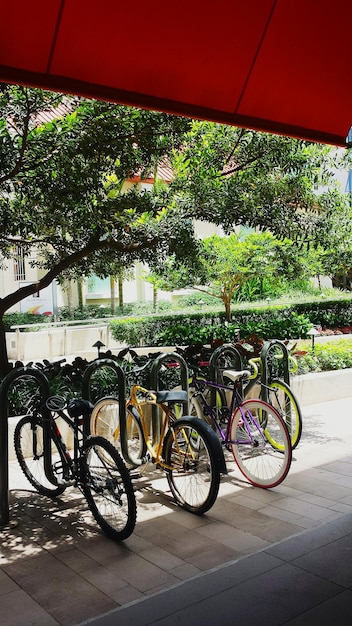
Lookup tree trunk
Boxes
[77,279,83,311]
[66,280,74,318]
[153,285,158,311]
[110,276,116,315]
[224,297,231,322]
[118,272,123,310]
[0,314,12,378]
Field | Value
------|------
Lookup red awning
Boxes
[1,0,351,146]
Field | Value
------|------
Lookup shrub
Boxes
[295,339,352,374]
[109,307,313,346]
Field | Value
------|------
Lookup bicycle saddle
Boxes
[67,398,94,417]
[156,390,188,403]
[222,369,251,383]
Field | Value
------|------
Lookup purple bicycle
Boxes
[186,364,292,489]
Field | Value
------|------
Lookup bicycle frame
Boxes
[122,383,193,471]
[40,405,87,486]
[190,374,266,447]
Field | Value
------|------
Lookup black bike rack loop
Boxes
[260,339,290,402]
[80,357,135,464]
[0,367,51,529]
[149,352,189,442]
[209,344,243,409]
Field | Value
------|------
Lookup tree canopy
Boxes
[0,83,350,374]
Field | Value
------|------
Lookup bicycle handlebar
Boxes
[247,354,298,378]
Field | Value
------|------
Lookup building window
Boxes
[13,246,26,281]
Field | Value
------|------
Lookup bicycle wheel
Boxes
[80,436,137,541]
[244,379,302,449]
[90,397,146,467]
[229,399,292,488]
[163,417,221,515]
[14,415,66,497]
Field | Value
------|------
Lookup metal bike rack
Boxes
[81,357,126,434]
[0,367,50,529]
[259,339,290,402]
[209,344,243,408]
[80,357,136,465]
[149,352,189,443]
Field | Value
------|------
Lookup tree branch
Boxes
[0,234,160,313]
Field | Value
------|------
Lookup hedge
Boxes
[109,307,313,346]
[109,298,352,347]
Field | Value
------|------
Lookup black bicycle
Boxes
[14,395,137,541]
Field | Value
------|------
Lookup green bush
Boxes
[3,312,55,331]
[109,307,313,346]
[296,339,352,374]
[293,298,352,328]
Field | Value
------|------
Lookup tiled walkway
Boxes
[1,396,352,625]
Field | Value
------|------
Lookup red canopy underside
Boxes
[1,0,351,146]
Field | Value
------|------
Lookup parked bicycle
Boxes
[14,395,137,541]
[90,356,226,515]
[243,354,303,449]
[174,350,292,488]
[177,340,303,450]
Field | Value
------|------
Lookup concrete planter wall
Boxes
[6,324,122,362]
[291,368,352,406]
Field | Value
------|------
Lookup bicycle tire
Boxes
[229,399,292,488]
[162,416,221,515]
[244,378,302,449]
[14,415,66,497]
[90,397,146,467]
[80,436,137,541]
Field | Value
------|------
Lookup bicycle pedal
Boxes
[129,471,142,480]
[56,477,76,487]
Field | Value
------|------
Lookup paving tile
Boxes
[56,547,105,573]
[267,513,352,561]
[3,552,117,626]
[185,543,241,571]
[0,568,18,595]
[330,502,352,514]
[259,504,305,524]
[0,527,46,565]
[292,533,352,587]
[155,506,214,530]
[267,496,343,521]
[285,589,352,624]
[73,534,133,565]
[137,545,185,570]
[170,563,202,580]
[227,494,266,510]
[96,562,342,626]
[196,521,269,553]
[81,565,132,602]
[0,588,59,626]
[111,584,145,606]
[296,491,345,509]
[209,498,302,542]
[135,517,219,560]
[324,460,352,476]
[97,550,179,592]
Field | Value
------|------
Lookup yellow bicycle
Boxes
[90,382,226,515]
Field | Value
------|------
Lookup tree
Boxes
[149,231,311,320]
[0,85,194,375]
[170,122,350,247]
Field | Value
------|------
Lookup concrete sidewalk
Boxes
[80,512,352,625]
[1,395,352,625]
